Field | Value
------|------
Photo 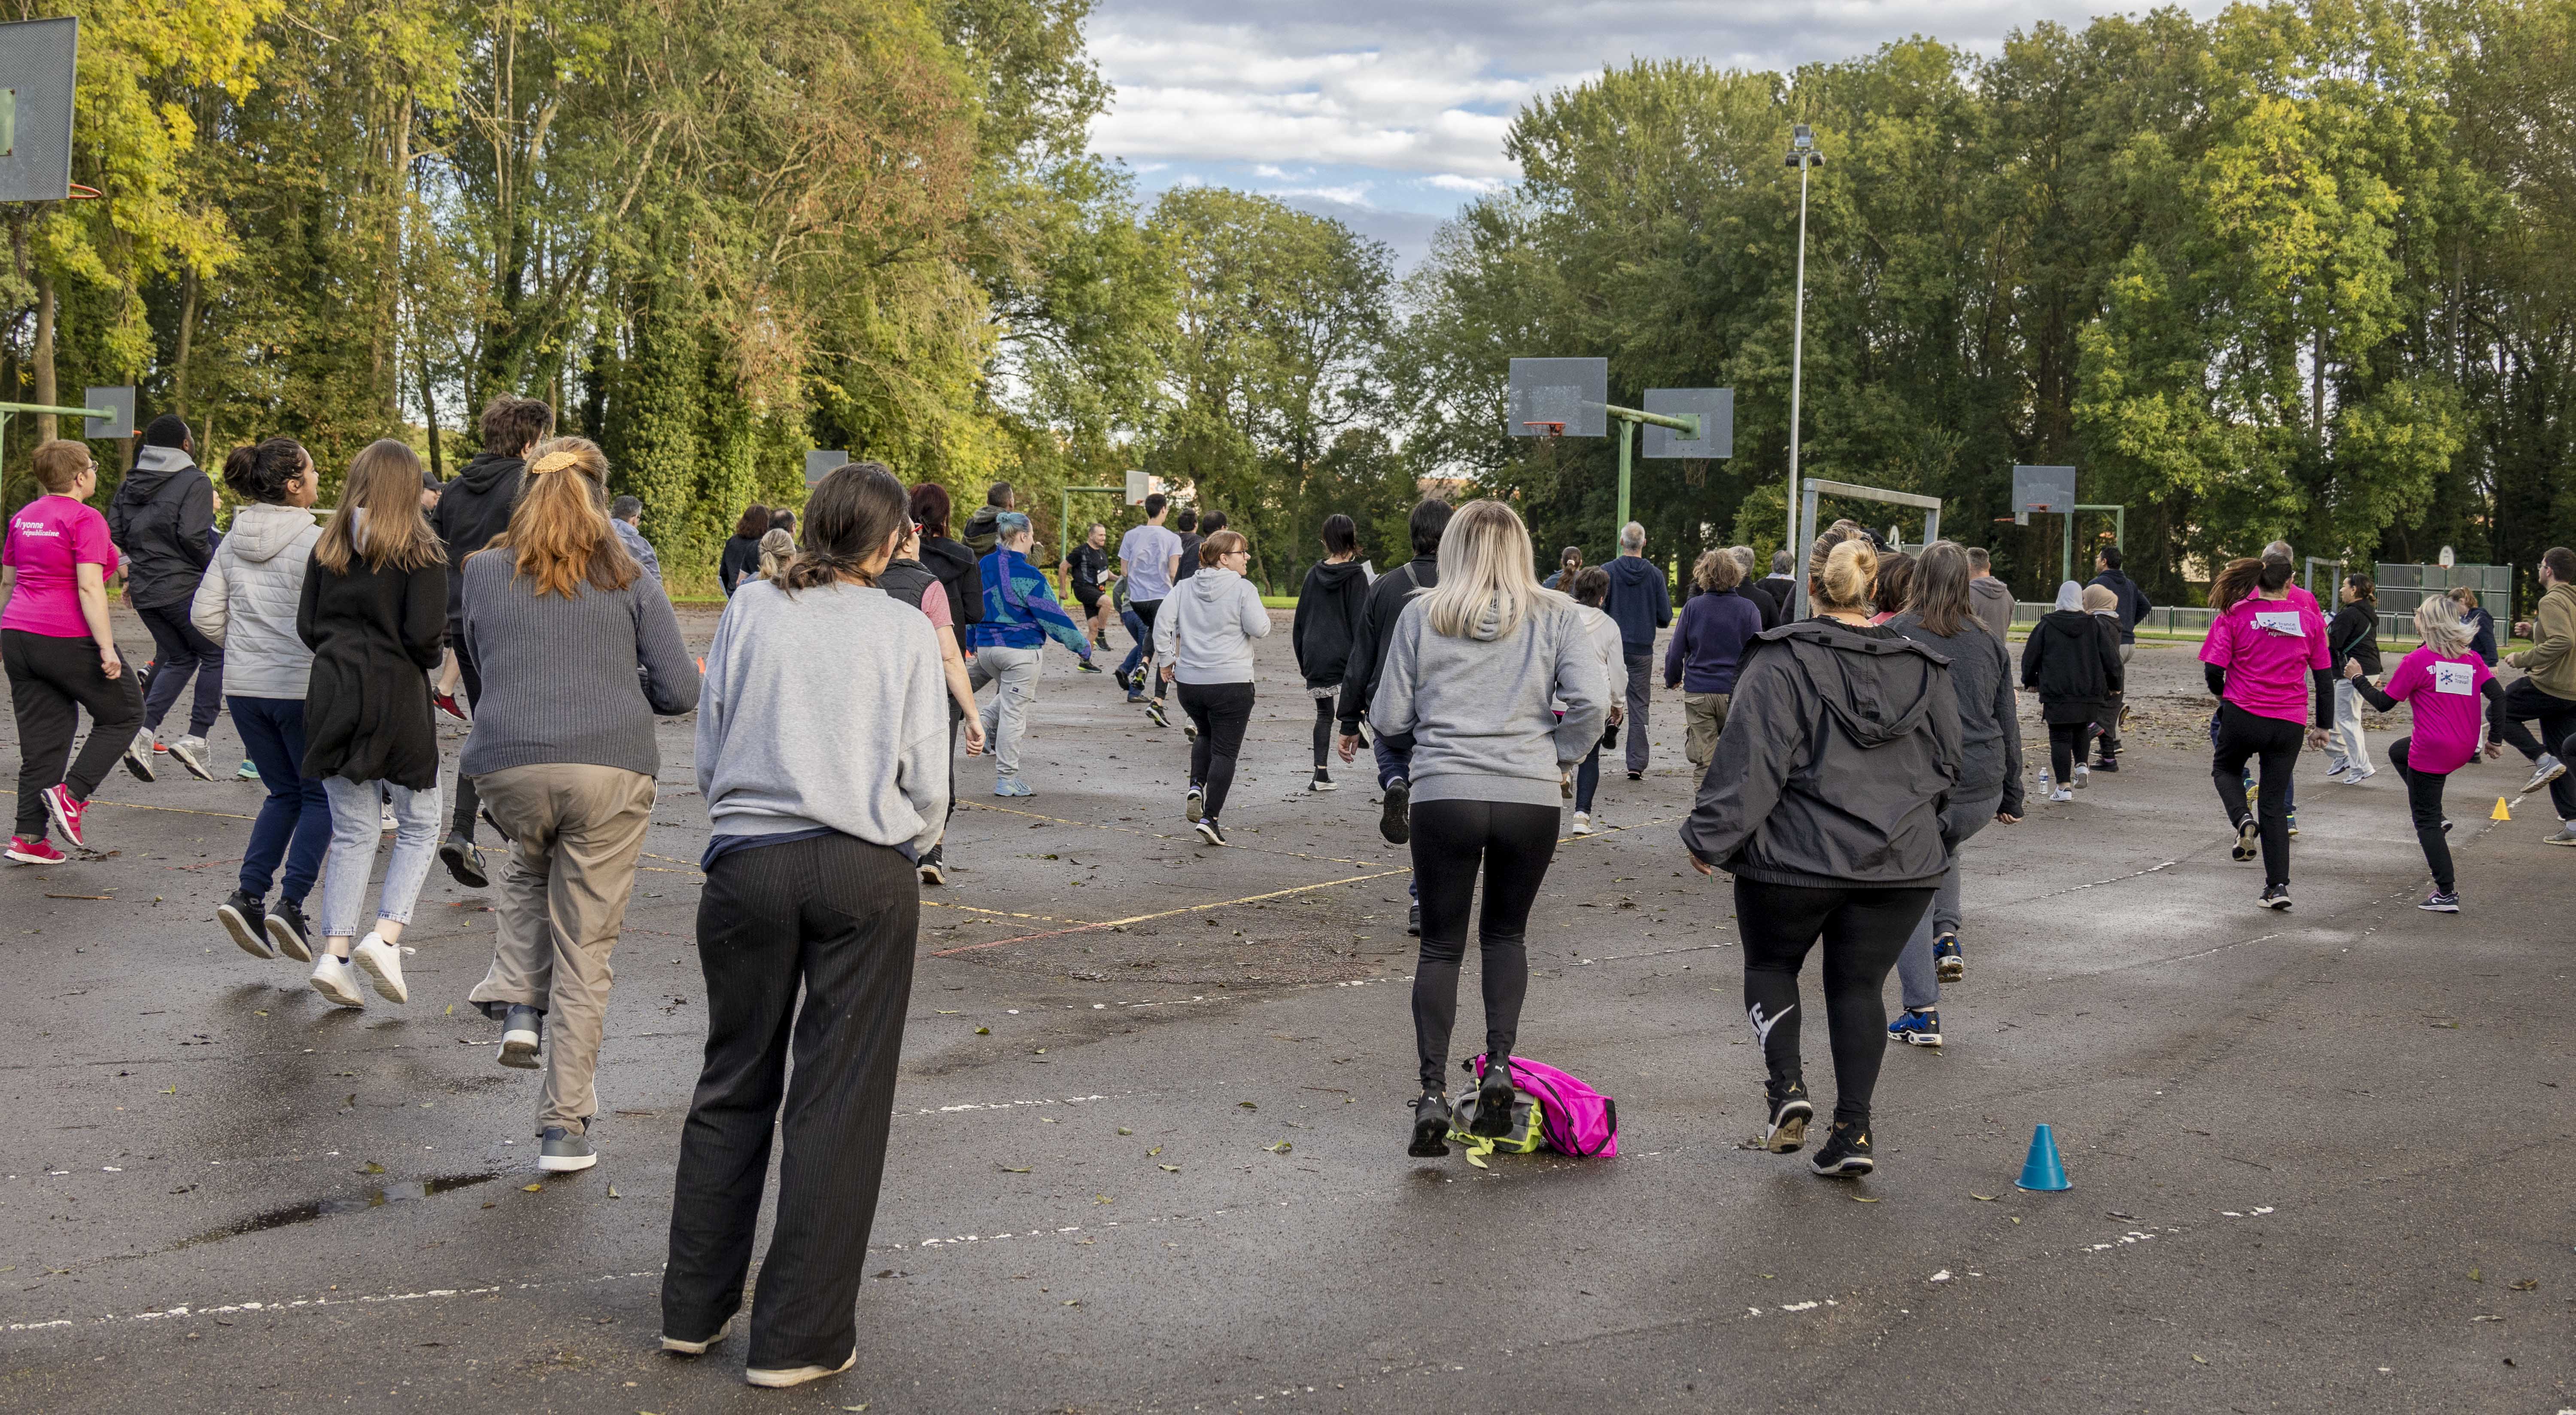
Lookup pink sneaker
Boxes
[40,784,86,848]
[5,835,67,865]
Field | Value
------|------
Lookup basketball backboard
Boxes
[1125,468,1162,506]
[84,386,135,440]
[0,18,79,203]
[1640,388,1733,459]
[803,449,849,486]
[1507,358,1607,438]
[2011,465,2076,526]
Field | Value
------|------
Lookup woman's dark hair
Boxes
[734,503,771,540]
[222,437,309,505]
[2257,554,2295,593]
[2208,557,2263,613]
[1176,507,1199,534]
[769,508,796,534]
[1409,497,1454,556]
[1199,509,1227,535]
[908,481,952,538]
[1873,551,1917,616]
[1321,513,1358,558]
[2344,572,2375,604]
[1911,542,1979,637]
[781,461,908,595]
[1571,565,1610,607]
[1558,545,1583,571]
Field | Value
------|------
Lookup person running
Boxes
[1111,563,1151,695]
[1369,500,1607,1155]
[2497,547,2576,835]
[1338,498,1454,937]
[431,396,551,889]
[660,463,948,1389]
[720,503,768,595]
[2345,595,2502,911]
[1155,529,1270,844]
[881,507,988,885]
[2324,572,2382,783]
[962,482,1013,556]
[970,511,1095,796]
[1292,514,1370,793]
[1967,546,2015,641]
[1884,542,2023,1048]
[2022,580,2122,800]
[456,437,699,1173]
[1603,521,1673,780]
[298,440,450,1008]
[1541,545,1582,591]
[195,437,327,960]
[1563,567,1626,835]
[109,415,222,781]
[1665,550,1762,780]
[2202,554,2333,908]
[2085,547,2151,771]
[1115,494,1182,717]
[1066,521,1112,649]
[4,440,144,865]
[1681,528,1961,1178]
[1171,507,1202,590]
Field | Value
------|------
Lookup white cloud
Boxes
[1269,183,1376,206]
[1426,173,1503,193]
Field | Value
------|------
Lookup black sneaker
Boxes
[2259,884,2292,911]
[1146,700,1169,729]
[264,896,313,961]
[917,845,947,886]
[1307,769,1336,793]
[1626,769,1643,782]
[1405,902,1420,935]
[1809,1121,1874,1177]
[2418,889,2459,913]
[1379,778,1410,845]
[1762,1081,1814,1154]
[217,890,272,959]
[1075,659,1102,674]
[1192,817,1227,847]
[2231,817,2258,862]
[1932,932,1964,983]
[1185,787,1204,823]
[1471,1056,1517,1137]
[2092,756,2120,773]
[439,830,489,889]
[1409,1091,1452,1157]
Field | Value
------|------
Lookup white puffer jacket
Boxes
[191,502,324,699]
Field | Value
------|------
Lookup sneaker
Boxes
[265,897,313,961]
[123,729,158,782]
[2072,763,2090,789]
[2049,786,2073,803]
[1762,1081,1814,1154]
[2521,753,2566,797]
[2287,809,2299,837]
[379,805,397,834]
[917,845,947,886]
[2418,889,2461,913]
[498,1005,544,1069]
[439,830,489,889]
[1626,769,1643,782]
[1308,769,1336,793]
[2322,759,2351,777]
[1408,1091,1452,1157]
[1193,817,1227,847]
[2232,817,2259,862]
[660,1316,732,1356]
[744,1348,856,1389]
[1125,691,1148,705]
[993,776,1034,797]
[1571,811,1595,837]
[217,890,273,959]
[1183,718,1198,744]
[1145,700,1169,729]
[1379,777,1411,845]
[1808,1121,1875,1177]
[309,953,366,1008]
[2542,823,2576,847]
[40,784,87,848]
[2259,884,2292,911]
[1887,1008,1942,1048]
[235,758,259,780]
[1932,932,1965,983]
[5,835,67,865]
[1185,786,1204,823]
[432,689,470,723]
[1075,659,1102,674]
[1560,770,1574,801]
[352,931,408,1003]
[2091,756,2119,773]
[1405,902,1420,936]
[167,735,215,781]
[2340,767,2376,785]
[537,1126,596,1173]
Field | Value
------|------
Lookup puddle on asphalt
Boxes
[170,1172,500,1250]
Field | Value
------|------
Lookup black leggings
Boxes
[1409,799,1558,1091]
[2047,721,2085,783]
[5,628,145,840]
[2211,701,2303,888]
[1177,680,1254,821]
[449,647,484,838]
[1736,878,1933,1127]
[2387,736,2455,891]
[1310,694,1335,769]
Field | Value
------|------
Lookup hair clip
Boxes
[528,449,582,476]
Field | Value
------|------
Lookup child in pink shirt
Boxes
[2347,597,2502,911]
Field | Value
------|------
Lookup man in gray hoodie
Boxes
[1967,547,2015,643]
[109,415,223,779]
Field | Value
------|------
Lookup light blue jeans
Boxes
[1895,793,2000,1012]
[318,775,442,941]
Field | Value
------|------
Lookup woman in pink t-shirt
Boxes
[2346,595,2502,913]
[2,440,147,863]
[2199,555,2332,908]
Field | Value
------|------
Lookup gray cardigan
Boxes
[191,503,322,698]
[458,550,700,778]
[1368,594,1608,808]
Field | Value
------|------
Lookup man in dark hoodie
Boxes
[1603,521,1673,779]
[1760,548,1800,621]
[430,395,553,887]
[1292,513,1370,792]
[1337,497,1452,933]
[962,482,1014,557]
[2085,546,2153,769]
[110,415,223,781]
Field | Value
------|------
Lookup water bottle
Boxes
[2038,765,2053,795]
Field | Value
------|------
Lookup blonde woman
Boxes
[2344,595,2503,911]
[756,528,796,582]
[1369,500,1608,1156]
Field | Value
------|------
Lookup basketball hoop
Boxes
[1521,420,1566,439]
[66,182,101,201]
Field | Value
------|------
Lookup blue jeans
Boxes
[230,696,328,902]
[1373,735,1418,901]
[1575,745,1601,812]
[1116,608,1150,683]
[138,600,223,737]
[317,775,441,941]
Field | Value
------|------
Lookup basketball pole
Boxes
[1783,126,1820,616]
[1605,406,1699,535]
[0,401,119,477]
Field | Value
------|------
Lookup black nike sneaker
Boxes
[1762,1079,1814,1154]
[1809,1120,1874,1177]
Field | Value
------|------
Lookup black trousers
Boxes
[2212,701,2303,889]
[1177,680,1254,820]
[449,647,485,837]
[1310,693,1335,769]
[2047,721,2086,783]
[137,599,223,738]
[2493,677,2576,820]
[662,834,919,1369]
[1409,798,1558,1091]
[1736,877,1935,1127]
[5,629,144,840]
[2386,736,2456,891]
[1131,599,1166,700]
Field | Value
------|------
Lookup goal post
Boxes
[1792,478,1942,618]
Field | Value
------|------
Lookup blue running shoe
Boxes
[1932,933,1964,983]
[993,776,1035,798]
[1888,1008,1942,1048]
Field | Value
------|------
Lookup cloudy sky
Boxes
[1084,0,2224,267]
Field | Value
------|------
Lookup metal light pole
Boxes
[1783,123,1822,615]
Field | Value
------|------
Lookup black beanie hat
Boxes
[142,414,192,449]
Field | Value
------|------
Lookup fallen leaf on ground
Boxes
[1237,1101,1257,1110]
[999,1165,1032,1173]
[1267,1142,1291,1154]
[1159,1165,1180,1172]
[1969,1193,1996,1201]
[522,1183,543,1192]
[975,1026,990,1035]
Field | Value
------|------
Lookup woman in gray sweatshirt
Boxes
[1153,528,1270,845]
[1369,500,1608,1156]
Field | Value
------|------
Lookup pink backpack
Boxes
[1473,1053,1619,1158]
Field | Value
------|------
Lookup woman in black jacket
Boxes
[2326,573,2382,782]
[1292,513,1370,793]
[108,415,223,779]
[719,503,768,595]
[2021,581,2123,799]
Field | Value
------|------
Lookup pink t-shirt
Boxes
[3,495,118,639]
[2381,646,2492,774]
[2201,595,2329,724]
[914,581,952,630]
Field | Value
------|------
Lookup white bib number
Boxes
[2252,610,2304,637]
[2432,662,2475,696]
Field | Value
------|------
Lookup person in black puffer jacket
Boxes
[2021,580,2123,798]
[430,395,551,884]
[2325,572,2383,781]
[719,502,768,595]
[1293,514,1372,793]
[109,415,222,775]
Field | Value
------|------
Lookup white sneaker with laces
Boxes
[352,931,408,1003]
[167,735,215,781]
[1571,811,1595,836]
[2521,753,2564,796]
[310,953,366,1008]
[2050,786,2074,803]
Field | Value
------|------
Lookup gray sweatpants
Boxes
[1623,650,1654,773]
[1895,792,2002,1012]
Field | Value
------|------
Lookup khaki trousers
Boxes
[1683,692,1732,771]
[465,762,659,1135]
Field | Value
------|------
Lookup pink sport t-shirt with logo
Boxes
[2380,646,2493,774]
[2200,595,2329,724]
[2,494,119,639]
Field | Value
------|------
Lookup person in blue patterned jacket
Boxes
[970,513,1095,796]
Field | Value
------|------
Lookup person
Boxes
[2324,572,2382,783]
[1541,545,1582,591]
[970,511,1095,795]
[3,440,144,865]
[1338,497,1454,883]
[766,508,796,539]
[1369,500,1607,1156]
[109,414,222,781]
[2345,596,2503,911]
[2080,583,2125,765]
[755,528,795,581]
[912,483,984,831]
[421,468,445,513]
[2450,584,2499,667]
[878,504,988,885]
[1156,529,1270,844]
[2085,546,2152,769]
[720,503,769,595]
[1884,541,2023,1049]
[298,439,450,1008]
[1868,551,1915,626]
[1172,507,1203,591]
[1680,528,1962,1179]
[195,436,327,959]
[432,395,552,889]
[2021,581,2122,800]
[1732,546,1785,629]
[1759,548,1800,622]
[1115,494,1182,717]
[1966,546,2015,642]
[1111,563,1150,695]
[1604,521,1673,780]
[2201,554,2333,908]
[453,437,699,1172]
[609,494,662,581]
[1066,522,1112,649]
[659,462,947,1389]
[961,482,1012,556]
[1563,567,1627,835]
[1665,549,1762,777]
[1291,514,1370,793]
[2500,547,2576,838]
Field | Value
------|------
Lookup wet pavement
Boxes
[3,607,2571,1413]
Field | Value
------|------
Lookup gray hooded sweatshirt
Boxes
[1152,565,1271,684]
[1369,593,1609,808]
[190,502,323,698]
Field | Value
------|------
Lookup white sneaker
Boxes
[2050,786,2074,803]
[167,735,215,781]
[2340,767,2376,784]
[379,806,398,833]
[745,1348,857,1389]
[2520,753,2564,797]
[2071,763,2090,789]
[352,931,408,1003]
[309,953,366,1008]
[122,729,158,782]
[1571,811,1595,836]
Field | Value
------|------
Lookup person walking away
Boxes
[1563,567,1626,833]
[2085,547,2152,770]
[2345,596,2502,911]
[2079,583,2124,765]
[298,439,450,1006]
[457,437,699,1173]
[431,396,551,889]
[1603,522,1672,780]
[1868,552,1914,626]
[1156,529,1270,844]
[1115,494,1182,716]
[659,463,948,1388]
[3,440,144,864]
[1665,550,1761,780]
[1759,549,1801,623]
[1292,514,1370,793]
[1337,498,1455,936]
[1370,500,1606,1155]
[1884,542,2024,1048]
[1066,522,1112,649]
[609,495,662,581]
[1171,507,1202,590]
[719,504,768,595]
[880,508,988,884]
[2499,548,2576,838]
[2021,581,2121,800]
[755,528,795,582]
[1680,528,1960,1177]
[1967,547,2015,643]
[912,483,984,831]
[1542,545,1582,591]
[766,508,796,539]
[1730,546,1785,629]
[196,437,327,957]
[2324,573,2382,783]
[109,415,222,780]
[2201,554,2333,907]
[970,512,1095,795]
[962,482,1013,557]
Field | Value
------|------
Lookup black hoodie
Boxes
[1291,558,1371,689]
[1336,554,1437,734]
[108,446,217,609]
[917,535,984,650]
[432,452,527,632]
[2020,608,2123,723]
[962,504,1007,558]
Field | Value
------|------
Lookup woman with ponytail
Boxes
[2200,552,2332,908]
[1679,526,1963,1179]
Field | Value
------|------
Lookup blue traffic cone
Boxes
[2015,1123,2071,1192]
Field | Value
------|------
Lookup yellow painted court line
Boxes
[932,866,1418,954]
[960,799,1387,868]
